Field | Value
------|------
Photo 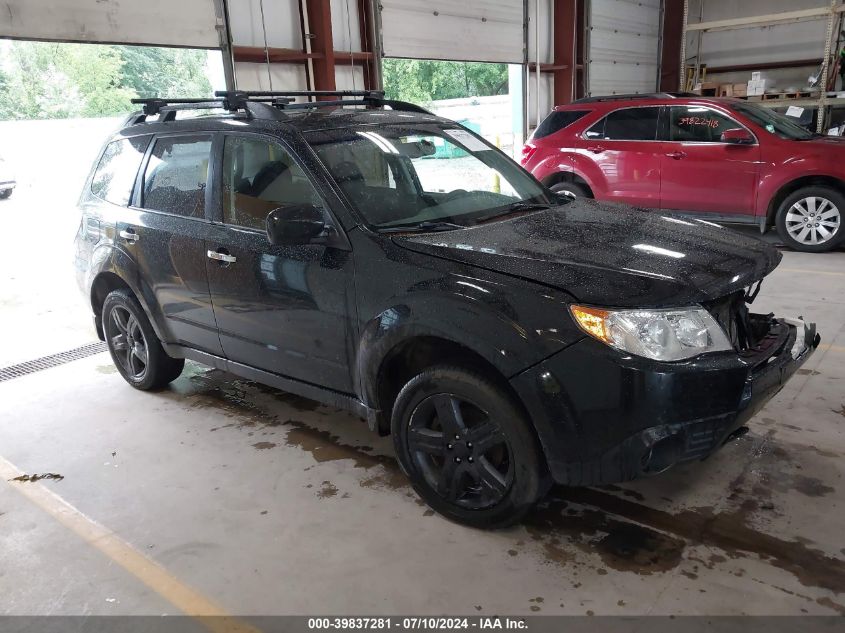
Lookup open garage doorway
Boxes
[0,40,225,367]
[382,58,525,159]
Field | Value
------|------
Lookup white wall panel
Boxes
[335,65,367,90]
[331,0,363,52]
[235,61,308,91]
[0,0,220,48]
[228,0,302,49]
[381,0,525,62]
[588,0,661,95]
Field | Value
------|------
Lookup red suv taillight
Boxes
[520,144,537,165]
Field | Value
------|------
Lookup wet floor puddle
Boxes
[164,365,845,606]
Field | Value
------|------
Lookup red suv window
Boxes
[669,106,742,143]
[533,110,590,139]
[585,107,660,141]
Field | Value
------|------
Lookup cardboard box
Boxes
[718,84,734,97]
[747,79,772,96]
[699,82,719,96]
[732,83,748,97]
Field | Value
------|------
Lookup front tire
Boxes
[102,289,184,390]
[550,181,590,199]
[0,189,11,200]
[775,186,844,252]
[392,366,548,528]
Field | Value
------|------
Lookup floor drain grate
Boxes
[0,341,108,382]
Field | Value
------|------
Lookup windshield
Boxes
[731,102,814,140]
[305,124,551,229]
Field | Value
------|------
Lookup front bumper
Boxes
[511,317,819,486]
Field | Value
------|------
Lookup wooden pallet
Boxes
[760,91,817,100]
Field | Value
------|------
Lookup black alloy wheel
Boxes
[407,392,513,509]
[392,366,547,528]
[106,305,149,382]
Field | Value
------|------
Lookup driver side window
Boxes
[223,136,322,231]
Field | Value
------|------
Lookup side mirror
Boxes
[266,203,328,246]
[721,128,754,145]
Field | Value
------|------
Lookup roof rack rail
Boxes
[572,92,698,103]
[214,90,433,115]
[125,90,434,128]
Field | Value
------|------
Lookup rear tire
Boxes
[775,186,844,252]
[392,366,548,529]
[102,289,184,390]
[550,181,590,199]
[0,189,11,200]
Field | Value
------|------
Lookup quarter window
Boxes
[222,136,322,231]
[91,136,150,206]
[669,106,740,143]
[586,107,660,141]
[533,110,590,139]
[142,135,212,218]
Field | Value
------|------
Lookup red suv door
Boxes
[660,105,761,216]
[577,106,663,207]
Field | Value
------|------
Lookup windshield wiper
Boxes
[378,220,466,233]
[472,200,552,224]
[795,133,824,141]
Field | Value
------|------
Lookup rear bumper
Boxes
[511,318,819,486]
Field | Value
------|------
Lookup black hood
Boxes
[394,200,782,307]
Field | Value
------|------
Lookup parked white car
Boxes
[0,156,16,199]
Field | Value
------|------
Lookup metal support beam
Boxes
[659,0,684,91]
[303,0,336,96]
[552,0,577,104]
[356,0,383,90]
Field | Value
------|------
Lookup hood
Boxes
[394,200,781,307]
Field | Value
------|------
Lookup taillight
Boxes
[520,144,537,164]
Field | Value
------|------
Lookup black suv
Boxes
[75,90,819,527]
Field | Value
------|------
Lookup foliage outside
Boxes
[382,59,509,105]
[0,41,213,121]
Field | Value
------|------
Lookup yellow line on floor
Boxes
[778,267,845,277]
[0,456,260,633]
[819,343,845,354]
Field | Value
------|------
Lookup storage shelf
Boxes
[685,6,845,33]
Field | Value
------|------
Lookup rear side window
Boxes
[585,107,660,141]
[533,110,590,139]
[142,135,212,218]
[91,136,150,206]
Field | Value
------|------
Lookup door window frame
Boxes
[130,131,218,224]
[213,130,346,238]
[663,105,759,146]
[581,105,666,143]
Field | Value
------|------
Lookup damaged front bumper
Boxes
[511,316,820,486]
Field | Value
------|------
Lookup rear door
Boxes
[118,133,223,355]
[204,133,354,393]
[576,106,663,207]
[659,105,760,215]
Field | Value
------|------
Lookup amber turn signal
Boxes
[570,305,613,344]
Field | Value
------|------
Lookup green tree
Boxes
[0,41,136,119]
[382,59,508,105]
[117,46,212,99]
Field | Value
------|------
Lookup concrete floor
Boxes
[1,180,845,617]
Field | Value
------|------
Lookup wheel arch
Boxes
[90,269,166,343]
[765,175,845,224]
[542,171,594,197]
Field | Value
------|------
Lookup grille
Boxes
[704,290,760,351]
[0,341,108,382]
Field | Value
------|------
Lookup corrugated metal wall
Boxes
[380,0,526,63]
[0,0,221,48]
[588,0,662,95]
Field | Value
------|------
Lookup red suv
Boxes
[521,93,845,252]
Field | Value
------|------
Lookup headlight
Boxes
[570,305,733,361]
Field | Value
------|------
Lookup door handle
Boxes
[587,145,606,154]
[207,249,237,264]
[666,151,687,160]
[119,228,139,243]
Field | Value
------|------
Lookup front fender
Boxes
[354,275,582,411]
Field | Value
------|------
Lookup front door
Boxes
[660,105,761,215]
[205,133,354,393]
[119,133,223,355]
[577,106,664,207]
